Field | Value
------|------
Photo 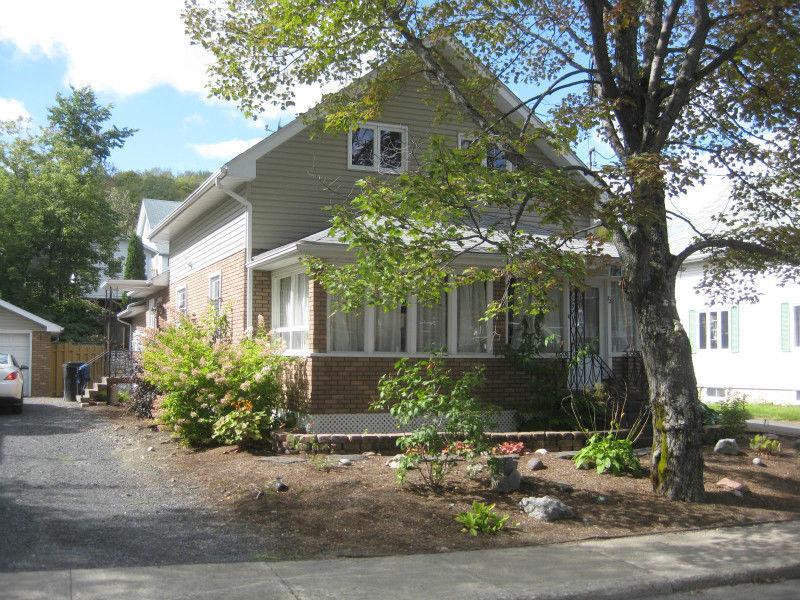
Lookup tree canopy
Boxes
[185,0,800,501]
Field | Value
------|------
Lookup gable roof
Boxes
[150,40,594,243]
[0,299,63,333]
[142,198,182,229]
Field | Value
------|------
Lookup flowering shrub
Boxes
[493,441,525,455]
[141,308,294,447]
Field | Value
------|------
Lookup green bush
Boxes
[372,356,496,491]
[749,434,781,455]
[574,431,642,476]
[717,394,750,438]
[456,501,509,536]
[141,308,293,447]
[212,409,272,446]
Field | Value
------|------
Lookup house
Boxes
[671,186,800,405]
[113,48,643,432]
[103,198,180,350]
[0,299,63,397]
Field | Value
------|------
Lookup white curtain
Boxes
[457,282,487,353]
[375,306,405,352]
[417,293,447,352]
[610,282,637,352]
[583,286,600,353]
[329,296,364,351]
[278,276,291,328]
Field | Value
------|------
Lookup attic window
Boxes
[458,134,513,171]
[348,123,407,172]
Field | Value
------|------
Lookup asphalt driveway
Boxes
[0,398,281,572]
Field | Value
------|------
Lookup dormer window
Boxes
[348,123,407,172]
[458,134,513,171]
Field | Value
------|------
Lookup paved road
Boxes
[0,398,281,572]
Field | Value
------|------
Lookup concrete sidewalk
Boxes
[746,419,800,438]
[2,520,799,600]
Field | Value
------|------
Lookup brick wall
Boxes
[166,250,248,340]
[30,331,54,397]
[252,269,271,331]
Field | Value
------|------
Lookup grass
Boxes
[707,402,800,422]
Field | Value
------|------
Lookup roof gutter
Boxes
[215,167,254,333]
[148,169,222,240]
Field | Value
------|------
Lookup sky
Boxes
[0,1,320,173]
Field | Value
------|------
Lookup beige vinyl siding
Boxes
[249,74,576,253]
[169,197,246,282]
[0,306,46,331]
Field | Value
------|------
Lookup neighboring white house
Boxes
[86,198,181,300]
[670,177,800,405]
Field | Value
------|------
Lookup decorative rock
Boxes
[147,446,154,452]
[596,495,607,504]
[274,478,289,492]
[716,477,749,493]
[526,458,546,471]
[752,457,767,467]
[491,468,521,493]
[519,496,575,522]
[339,458,353,466]
[493,455,519,476]
[534,448,548,455]
[713,438,740,455]
[555,482,574,494]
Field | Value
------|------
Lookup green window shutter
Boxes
[780,303,790,352]
[730,306,739,353]
[688,310,698,353]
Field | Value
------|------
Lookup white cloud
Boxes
[182,112,205,127]
[0,1,210,97]
[0,97,31,121]
[188,137,263,161]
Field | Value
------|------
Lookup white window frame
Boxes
[457,133,514,171]
[176,285,188,316]
[271,267,310,355]
[325,281,494,357]
[347,122,408,173]
[698,309,730,351]
[146,298,157,329]
[793,304,800,349]
[208,273,221,313]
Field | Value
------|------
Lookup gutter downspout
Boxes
[215,167,254,333]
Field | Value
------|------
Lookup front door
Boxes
[568,285,604,390]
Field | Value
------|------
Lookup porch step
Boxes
[78,376,110,406]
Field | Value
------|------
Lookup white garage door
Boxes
[0,332,32,396]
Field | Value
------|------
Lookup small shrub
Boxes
[456,501,509,536]
[372,356,496,491]
[750,434,781,455]
[574,431,642,476]
[717,393,750,438]
[211,409,272,447]
[141,307,294,446]
[493,441,525,455]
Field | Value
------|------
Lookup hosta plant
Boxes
[574,432,643,476]
[456,501,509,536]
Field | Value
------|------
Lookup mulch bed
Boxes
[101,406,800,561]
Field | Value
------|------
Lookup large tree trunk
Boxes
[621,183,705,501]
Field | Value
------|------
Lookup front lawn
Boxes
[708,402,800,423]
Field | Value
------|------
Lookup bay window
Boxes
[329,299,365,352]
[457,281,489,353]
[375,305,407,352]
[509,287,564,353]
[273,272,309,351]
[348,123,407,172]
[609,282,638,353]
[416,292,448,353]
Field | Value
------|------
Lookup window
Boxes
[698,310,729,350]
[706,387,727,398]
[508,286,563,353]
[416,292,448,353]
[609,282,638,353]
[348,123,407,172]
[375,305,407,352]
[458,134,513,171]
[145,298,155,328]
[273,273,308,351]
[457,281,489,353]
[208,274,221,314]
[329,298,364,352]
[176,287,187,316]
[794,305,800,348]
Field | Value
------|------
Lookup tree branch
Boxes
[670,236,800,275]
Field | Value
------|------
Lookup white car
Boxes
[0,352,27,413]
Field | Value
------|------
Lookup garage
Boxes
[0,299,63,397]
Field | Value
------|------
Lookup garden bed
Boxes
[103,406,800,561]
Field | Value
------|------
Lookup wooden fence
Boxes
[49,342,105,397]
